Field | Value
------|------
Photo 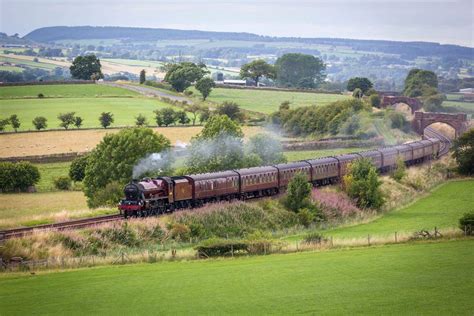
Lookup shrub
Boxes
[169,223,191,241]
[88,181,123,208]
[283,172,312,212]
[32,116,47,130]
[69,154,89,182]
[388,111,407,129]
[311,189,360,220]
[37,93,44,98]
[0,161,40,192]
[303,232,326,244]
[195,238,248,257]
[135,114,148,127]
[99,112,114,129]
[369,94,381,108]
[391,156,406,182]
[459,212,474,235]
[298,208,315,227]
[57,112,76,129]
[343,158,384,209]
[53,176,71,190]
[451,129,474,175]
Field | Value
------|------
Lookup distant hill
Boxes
[24,26,473,59]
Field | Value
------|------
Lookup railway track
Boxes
[0,129,453,241]
[424,127,452,156]
[0,214,122,241]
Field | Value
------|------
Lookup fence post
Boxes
[368,234,371,246]
[395,231,398,243]
[465,225,467,236]
[231,243,234,257]
[121,252,125,264]
[434,226,438,238]
[264,243,267,255]
[296,241,299,252]
[330,236,333,247]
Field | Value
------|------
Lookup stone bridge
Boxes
[380,96,422,114]
[412,111,469,138]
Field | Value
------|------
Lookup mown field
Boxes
[35,162,72,192]
[283,148,370,161]
[0,84,139,98]
[0,126,263,157]
[1,239,472,314]
[191,87,350,114]
[290,179,474,241]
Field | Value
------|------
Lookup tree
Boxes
[83,128,170,207]
[451,128,474,175]
[154,108,177,127]
[135,114,148,126]
[9,114,20,132]
[176,111,190,125]
[246,134,286,165]
[369,94,381,108]
[352,88,363,99]
[216,101,244,122]
[0,161,40,192]
[73,116,83,129]
[185,115,245,173]
[343,158,384,209]
[58,112,76,130]
[347,77,373,94]
[186,104,201,125]
[403,69,438,97]
[0,118,10,132]
[69,154,89,182]
[284,172,312,213]
[240,59,276,87]
[164,62,209,92]
[139,69,146,84]
[69,55,103,80]
[198,106,211,123]
[275,53,326,88]
[195,77,215,100]
[99,112,114,129]
[391,156,406,182]
[32,116,47,130]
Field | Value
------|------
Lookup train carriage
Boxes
[420,139,435,158]
[306,157,339,185]
[378,147,399,170]
[408,141,425,162]
[274,161,311,187]
[358,150,383,169]
[188,171,240,202]
[393,144,413,164]
[235,166,279,198]
[335,154,360,177]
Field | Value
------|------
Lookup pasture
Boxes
[0,84,139,98]
[35,162,72,192]
[313,180,474,240]
[284,148,371,161]
[0,126,263,157]
[190,87,350,114]
[0,191,115,229]
[0,240,472,314]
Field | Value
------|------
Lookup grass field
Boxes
[191,87,350,114]
[0,191,116,229]
[0,84,139,98]
[35,162,72,192]
[0,97,188,131]
[284,148,370,161]
[314,180,474,239]
[0,55,59,70]
[0,65,24,72]
[0,126,263,157]
[1,239,472,314]
[443,100,474,112]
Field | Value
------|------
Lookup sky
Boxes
[0,0,473,47]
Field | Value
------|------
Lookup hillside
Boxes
[24,26,473,59]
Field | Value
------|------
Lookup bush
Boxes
[195,238,248,257]
[303,232,326,244]
[32,116,47,130]
[88,181,123,208]
[388,111,407,129]
[343,158,384,209]
[369,94,381,108]
[391,156,406,182]
[69,155,89,182]
[459,212,474,235]
[169,223,191,241]
[451,129,474,175]
[283,172,312,212]
[298,208,315,227]
[53,176,71,190]
[37,93,44,98]
[0,161,40,192]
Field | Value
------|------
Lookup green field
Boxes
[101,58,164,68]
[284,148,370,161]
[35,162,71,192]
[1,239,472,314]
[0,96,185,130]
[0,56,57,70]
[0,65,24,72]
[443,100,474,112]
[191,87,350,114]
[0,84,139,98]
[320,180,474,239]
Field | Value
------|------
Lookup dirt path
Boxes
[100,82,194,104]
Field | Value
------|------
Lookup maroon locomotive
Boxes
[119,138,441,217]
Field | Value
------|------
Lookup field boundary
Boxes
[215,84,344,95]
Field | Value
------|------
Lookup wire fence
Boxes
[0,226,471,273]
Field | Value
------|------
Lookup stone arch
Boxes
[412,111,469,138]
[381,96,422,114]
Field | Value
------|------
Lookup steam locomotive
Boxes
[119,138,441,218]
